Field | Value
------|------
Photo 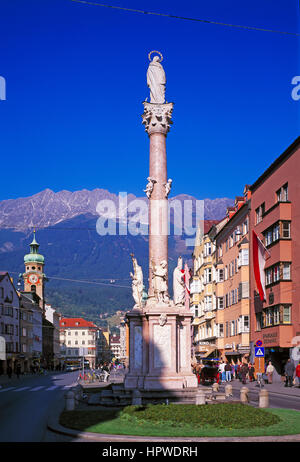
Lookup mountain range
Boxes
[0,188,233,324]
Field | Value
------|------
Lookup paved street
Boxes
[0,371,79,442]
[217,379,300,411]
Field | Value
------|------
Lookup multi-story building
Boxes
[60,317,99,368]
[0,272,20,374]
[19,291,43,369]
[190,221,219,361]
[249,137,300,378]
[97,327,111,363]
[18,293,34,373]
[214,188,251,363]
[45,304,61,369]
[110,334,121,361]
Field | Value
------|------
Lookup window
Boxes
[218,269,224,282]
[243,219,248,235]
[219,324,224,337]
[283,305,291,324]
[282,221,291,238]
[231,320,235,336]
[218,297,224,310]
[239,249,249,266]
[274,306,280,325]
[266,262,291,285]
[283,263,291,280]
[255,203,265,224]
[276,183,288,202]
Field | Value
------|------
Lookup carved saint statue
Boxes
[147,52,166,104]
[173,257,185,305]
[130,254,144,307]
[143,177,156,199]
[164,179,172,198]
[151,259,169,304]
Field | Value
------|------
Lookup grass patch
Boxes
[59,403,300,437]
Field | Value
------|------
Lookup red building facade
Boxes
[249,137,300,376]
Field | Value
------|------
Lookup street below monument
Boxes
[0,371,78,442]
[0,368,300,442]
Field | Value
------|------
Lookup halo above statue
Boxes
[148,50,163,62]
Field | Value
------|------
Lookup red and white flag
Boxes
[252,230,268,301]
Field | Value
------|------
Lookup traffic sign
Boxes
[256,340,263,347]
[255,347,265,357]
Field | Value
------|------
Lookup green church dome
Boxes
[24,253,45,264]
[24,230,44,264]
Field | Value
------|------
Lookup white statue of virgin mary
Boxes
[147,52,166,104]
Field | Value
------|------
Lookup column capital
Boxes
[142,101,173,136]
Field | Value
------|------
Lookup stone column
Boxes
[142,102,173,299]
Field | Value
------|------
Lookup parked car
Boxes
[200,365,219,385]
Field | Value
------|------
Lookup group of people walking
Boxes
[194,358,300,387]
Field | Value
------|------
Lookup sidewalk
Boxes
[217,377,300,398]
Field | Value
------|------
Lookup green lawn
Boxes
[59,403,300,438]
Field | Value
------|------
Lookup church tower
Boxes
[22,230,46,309]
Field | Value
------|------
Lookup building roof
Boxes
[250,136,300,192]
[59,317,98,329]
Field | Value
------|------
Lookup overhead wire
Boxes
[71,0,300,36]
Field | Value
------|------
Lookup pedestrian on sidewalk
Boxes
[296,362,300,388]
[218,361,226,383]
[7,365,12,379]
[241,362,248,384]
[225,361,232,382]
[284,359,295,387]
[102,363,110,382]
[248,363,255,382]
[266,361,274,384]
[16,363,21,379]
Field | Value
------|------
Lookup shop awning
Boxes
[198,347,217,358]
[225,351,240,356]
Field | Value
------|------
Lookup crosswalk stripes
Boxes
[0,387,16,393]
[0,384,75,393]
[12,387,30,392]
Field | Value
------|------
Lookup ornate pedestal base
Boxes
[124,303,198,390]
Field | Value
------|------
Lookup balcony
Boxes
[204,311,215,321]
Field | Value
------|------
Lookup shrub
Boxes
[120,403,281,429]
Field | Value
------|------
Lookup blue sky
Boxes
[0,0,299,201]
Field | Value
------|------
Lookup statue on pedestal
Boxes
[173,257,185,306]
[130,254,143,307]
[151,259,169,304]
[147,51,166,104]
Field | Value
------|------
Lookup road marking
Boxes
[45,385,59,391]
[29,386,45,391]
[12,387,30,392]
[0,387,16,392]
